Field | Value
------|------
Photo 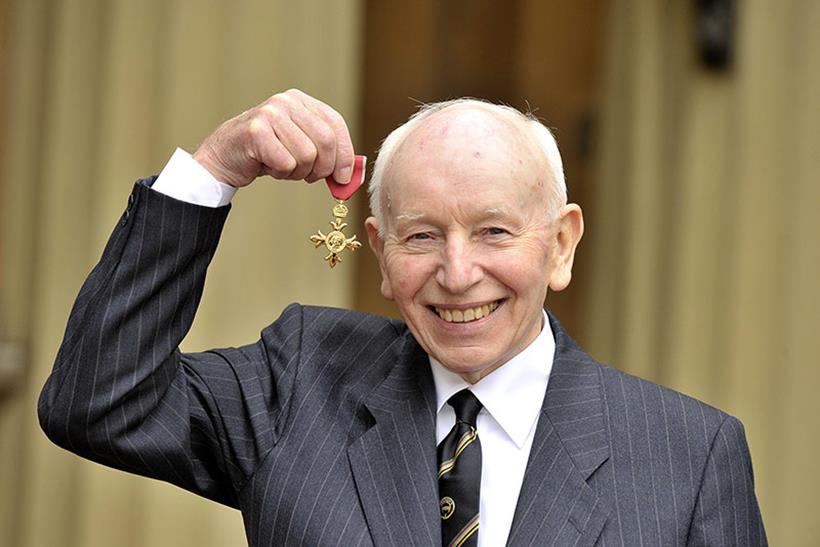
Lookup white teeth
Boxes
[435,301,499,323]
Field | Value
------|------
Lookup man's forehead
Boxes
[376,103,552,229]
[404,104,527,147]
[387,107,537,183]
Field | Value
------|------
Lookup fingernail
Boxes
[337,166,352,183]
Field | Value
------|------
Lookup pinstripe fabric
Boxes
[39,182,766,546]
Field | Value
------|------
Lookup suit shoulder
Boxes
[259,303,408,368]
[593,361,735,444]
[254,304,414,419]
[274,303,405,337]
[548,312,736,437]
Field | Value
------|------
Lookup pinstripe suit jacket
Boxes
[39,181,766,546]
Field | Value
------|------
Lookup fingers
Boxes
[291,90,355,183]
[248,118,298,180]
[252,89,354,183]
[194,89,356,188]
[267,112,319,181]
[281,98,336,182]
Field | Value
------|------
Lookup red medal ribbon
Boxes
[325,155,366,201]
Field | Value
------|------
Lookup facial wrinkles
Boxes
[382,189,553,265]
[394,211,425,225]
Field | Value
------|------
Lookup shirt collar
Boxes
[429,311,555,448]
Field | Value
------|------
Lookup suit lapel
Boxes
[346,315,611,546]
[507,314,611,546]
[347,332,440,546]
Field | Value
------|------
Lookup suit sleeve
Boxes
[37,180,283,508]
[687,415,767,546]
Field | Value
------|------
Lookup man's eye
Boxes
[485,227,509,236]
[409,232,432,241]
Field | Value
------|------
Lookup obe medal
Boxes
[309,155,366,268]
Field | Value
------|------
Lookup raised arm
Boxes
[37,89,354,507]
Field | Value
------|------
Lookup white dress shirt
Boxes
[430,312,554,547]
[152,149,556,546]
[153,148,236,207]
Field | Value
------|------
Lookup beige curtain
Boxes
[0,1,363,546]
[586,1,820,544]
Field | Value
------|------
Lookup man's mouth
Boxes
[432,301,500,324]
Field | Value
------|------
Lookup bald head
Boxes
[368,99,567,236]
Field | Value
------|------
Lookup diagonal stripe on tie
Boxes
[448,513,480,547]
[438,429,478,478]
[454,429,477,459]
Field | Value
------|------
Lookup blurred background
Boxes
[0,0,817,545]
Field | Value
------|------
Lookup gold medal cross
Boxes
[310,201,362,268]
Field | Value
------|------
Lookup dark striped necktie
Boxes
[437,390,483,547]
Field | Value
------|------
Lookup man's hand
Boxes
[193,89,355,188]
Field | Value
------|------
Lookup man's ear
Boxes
[365,216,394,301]
[548,204,584,292]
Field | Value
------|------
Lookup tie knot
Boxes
[448,390,483,427]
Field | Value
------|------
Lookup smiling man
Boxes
[39,90,766,546]
[366,101,582,386]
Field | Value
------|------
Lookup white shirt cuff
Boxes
[152,148,237,207]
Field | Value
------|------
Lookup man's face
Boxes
[366,107,581,383]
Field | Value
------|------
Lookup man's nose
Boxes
[435,240,484,293]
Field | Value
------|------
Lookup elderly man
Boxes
[39,89,765,546]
